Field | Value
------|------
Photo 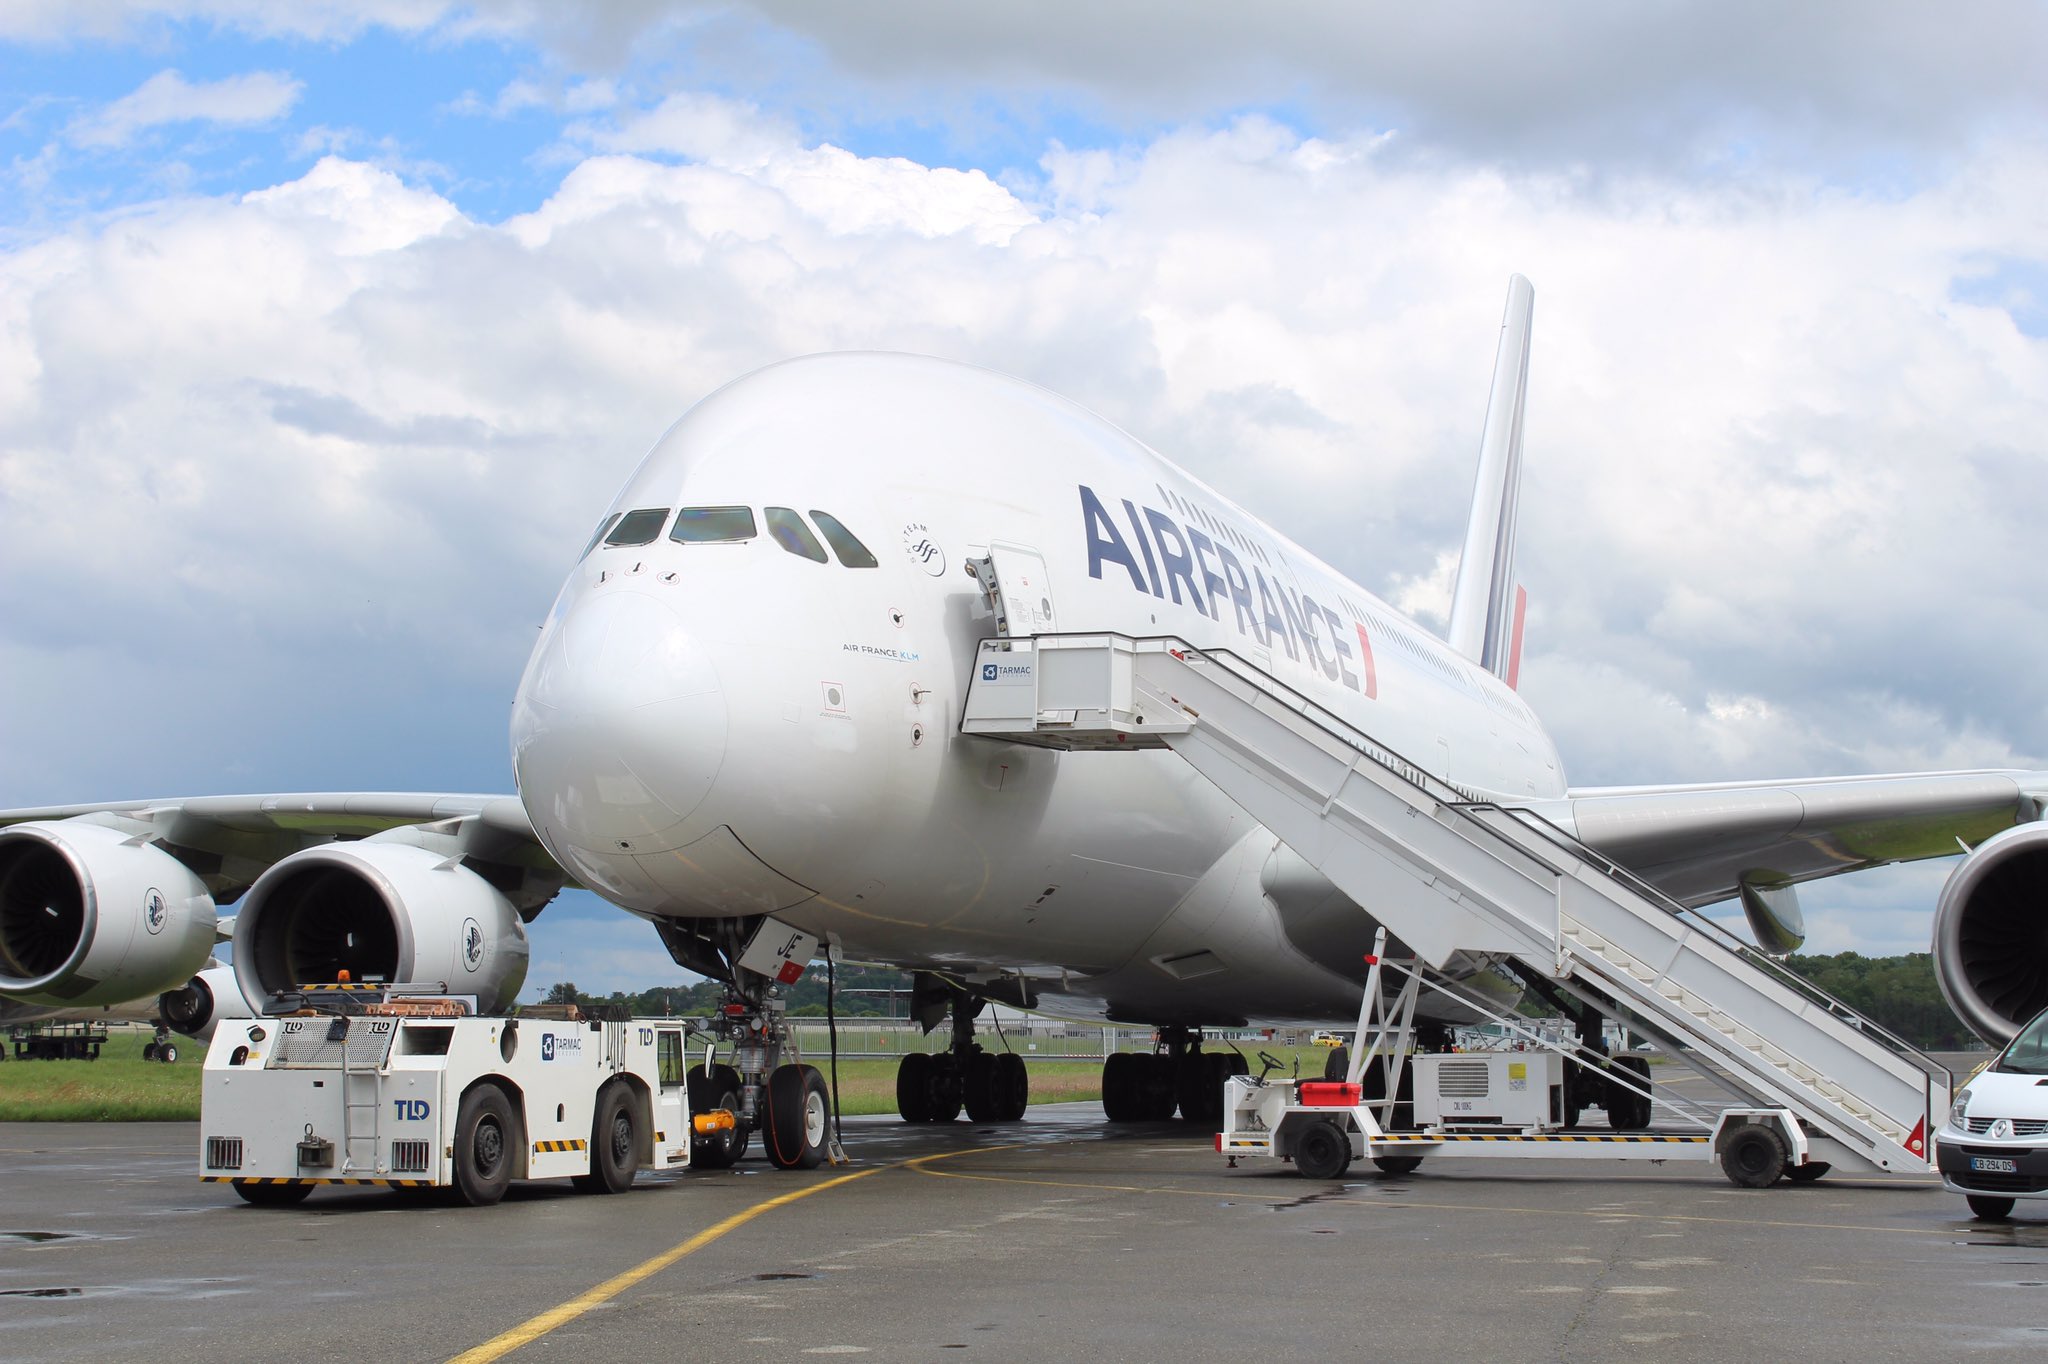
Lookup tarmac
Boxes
[2,1067,2043,1363]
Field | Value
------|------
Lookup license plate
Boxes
[1970,1156,2018,1174]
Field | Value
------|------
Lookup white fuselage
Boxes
[510,354,1564,1026]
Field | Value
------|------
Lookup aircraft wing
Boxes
[0,792,563,904]
[1525,769,2048,910]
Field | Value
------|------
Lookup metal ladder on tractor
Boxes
[962,632,1949,1175]
[338,1019,382,1175]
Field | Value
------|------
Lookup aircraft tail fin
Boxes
[1446,274,1534,687]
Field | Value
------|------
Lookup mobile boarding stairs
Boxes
[962,632,1949,1184]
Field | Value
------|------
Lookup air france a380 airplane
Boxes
[5,279,2046,1168]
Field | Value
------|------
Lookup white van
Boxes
[1936,1006,2048,1221]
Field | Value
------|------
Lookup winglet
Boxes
[1446,274,1535,683]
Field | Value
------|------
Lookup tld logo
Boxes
[541,1034,556,1061]
[981,663,998,681]
[391,1099,429,1121]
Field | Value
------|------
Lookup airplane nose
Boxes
[511,587,727,856]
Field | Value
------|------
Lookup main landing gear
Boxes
[1101,1027,1247,1125]
[140,1022,179,1064]
[896,989,1031,1124]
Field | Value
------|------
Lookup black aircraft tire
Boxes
[1968,1194,2016,1222]
[1609,1055,1653,1129]
[924,1052,963,1123]
[160,1043,177,1064]
[962,1051,1001,1123]
[232,1181,313,1207]
[687,1065,745,1168]
[1719,1122,1789,1188]
[588,1083,639,1194]
[1294,1118,1352,1180]
[1176,1051,1208,1121]
[453,1085,519,1206]
[1101,1051,1137,1123]
[1139,1054,1177,1121]
[994,1052,1030,1121]
[765,1064,831,1170]
[896,1052,932,1123]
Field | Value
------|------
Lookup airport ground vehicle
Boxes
[8,1021,109,1060]
[1213,932,1858,1189]
[198,986,827,1206]
[1938,1004,2048,1221]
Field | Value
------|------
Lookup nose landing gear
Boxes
[653,914,840,1170]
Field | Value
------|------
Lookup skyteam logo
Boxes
[142,889,167,935]
[982,663,999,682]
[900,522,946,576]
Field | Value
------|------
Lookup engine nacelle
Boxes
[0,820,218,1008]
[1933,821,2048,1045]
[233,841,529,1012]
[158,963,254,1043]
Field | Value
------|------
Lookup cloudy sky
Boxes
[4,3,2045,993]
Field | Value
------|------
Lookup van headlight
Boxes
[1948,1088,1972,1127]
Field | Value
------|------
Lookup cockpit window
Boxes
[604,507,670,547]
[580,512,624,561]
[809,510,879,568]
[765,507,828,562]
[669,506,757,544]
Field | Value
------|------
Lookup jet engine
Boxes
[0,820,218,1008]
[1933,822,2048,1045]
[158,963,254,1043]
[232,841,529,1012]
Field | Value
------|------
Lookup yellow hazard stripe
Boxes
[201,1176,435,1186]
[532,1139,589,1154]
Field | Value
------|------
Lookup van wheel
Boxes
[453,1085,518,1206]
[1785,1162,1831,1183]
[1372,1155,1423,1176]
[1968,1194,2015,1222]
[586,1083,639,1194]
[1719,1122,1788,1188]
[765,1064,830,1170]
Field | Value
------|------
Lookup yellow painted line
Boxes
[446,1169,877,1362]
[910,1148,1956,1238]
[447,1145,1018,1363]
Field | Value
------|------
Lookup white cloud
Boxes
[69,68,303,148]
[3,92,2046,960]
[13,3,2048,175]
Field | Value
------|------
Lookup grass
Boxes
[0,1030,1338,1122]
[0,1030,203,1121]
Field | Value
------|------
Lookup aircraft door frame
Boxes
[979,542,1059,638]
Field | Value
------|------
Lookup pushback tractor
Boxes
[201,984,716,1206]
[202,916,843,1206]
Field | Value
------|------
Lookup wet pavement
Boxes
[0,1081,2041,1362]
